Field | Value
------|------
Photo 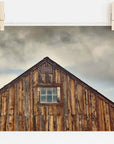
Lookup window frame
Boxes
[40,87,58,103]
[37,84,62,104]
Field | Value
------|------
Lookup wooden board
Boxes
[0,60,114,131]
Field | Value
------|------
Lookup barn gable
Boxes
[0,57,114,131]
[0,57,113,105]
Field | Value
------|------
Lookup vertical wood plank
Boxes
[55,69,61,83]
[14,84,17,131]
[30,72,33,131]
[0,92,2,130]
[82,88,87,131]
[8,86,15,131]
[77,84,83,130]
[75,81,79,131]
[96,95,100,131]
[18,80,24,115]
[40,106,45,131]
[67,76,72,131]
[62,73,68,131]
[103,102,111,131]
[57,115,63,131]
[88,91,92,131]
[98,98,105,131]
[1,92,7,116]
[0,90,7,131]
[0,116,6,131]
[49,115,54,131]
[40,115,45,131]
[18,116,24,131]
[53,115,57,131]
[85,89,89,131]
[48,105,53,115]
[109,105,114,131]
[15,84,18,131]
[8,116,14,131]
[72,115,76,131]
[77,84,83,114]
[0,92,2,116]
[24,76,31,131]
[57,87,61,102]
[91,93,97,131]
[33,69,38,86]
[52,66,56,83]
[45,106,48,131]
[17,80,24,131]
[33,87,38,131]
[9,87,15,116]
[70,79,76,115]
[6,89,10,131]
[35,115,40,131]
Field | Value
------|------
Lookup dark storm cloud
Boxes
[0,27,114,100]
[0,26,78,68]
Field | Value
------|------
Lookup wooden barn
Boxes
[0,57,114,131]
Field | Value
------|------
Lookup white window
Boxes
[40,87,58,103]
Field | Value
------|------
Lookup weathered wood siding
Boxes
[0,58,114,131]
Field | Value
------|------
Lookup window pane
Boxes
[40,87,59,103]
[53,96,57,102]
[47,96,52,102]
[53,88,57,94]
[41,88,46,94]
[47,88,52,94]
[41,96,46,102]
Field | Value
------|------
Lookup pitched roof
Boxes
[0,57,114,106]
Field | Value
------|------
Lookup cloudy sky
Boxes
[0,26,114,102]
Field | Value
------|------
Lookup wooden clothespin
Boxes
[0,1,4,31]
[112,2,114,30]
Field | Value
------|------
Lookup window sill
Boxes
[38,102,62,106]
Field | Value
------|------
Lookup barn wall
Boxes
[0,61,114,131]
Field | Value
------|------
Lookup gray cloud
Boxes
[0,26,114,101]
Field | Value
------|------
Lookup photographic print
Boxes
[0,26,114,131]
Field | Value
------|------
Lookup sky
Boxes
[0,26,114,102]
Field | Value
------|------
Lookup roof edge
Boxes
[0,57,114,106]
[0,57,45,91]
